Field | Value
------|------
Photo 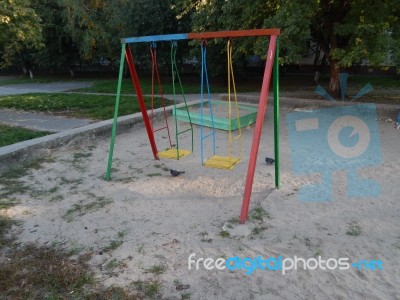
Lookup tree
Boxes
[263,0,400,96]
[190,0,400,96]
[32,0,80,76]
[0,0,43,75]
[59,0,120,64]
[188,0,278,77]
[59,0,183,68]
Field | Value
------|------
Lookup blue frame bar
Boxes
[123,33,188,43]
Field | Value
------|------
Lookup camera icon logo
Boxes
[286,104,382,202]
[327,115,370,159]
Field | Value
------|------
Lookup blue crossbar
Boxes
[122,33,188,43]
[201,132,214,140]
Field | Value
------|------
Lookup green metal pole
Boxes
[273,37,280,189]
[171,43,180,159]
[105,43,126,181]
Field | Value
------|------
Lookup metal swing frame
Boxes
[105,29,281,223]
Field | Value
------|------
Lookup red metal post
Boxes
[239,35,277,223]
[125,46,159,160]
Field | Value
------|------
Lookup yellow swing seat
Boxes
[158,148,191,159]
[203,155,240,170]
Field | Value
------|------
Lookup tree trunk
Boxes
[328,60,340,98]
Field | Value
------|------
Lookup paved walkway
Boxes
[0,81,95,131]
[0,79,223,132]
[1,80,398,134]
[0,108,92,132]
[0,93,217,132]
[0,82,92,96]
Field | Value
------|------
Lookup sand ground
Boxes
[2,104,400,299]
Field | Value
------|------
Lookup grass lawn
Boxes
[78,73,400,96]
[348,75,400,88]
[0,74,398,123]
[0,74,258,94]
[80,76,208,94]
[0,125,50,147]
[77,74,262,94]
[0,93,165,120]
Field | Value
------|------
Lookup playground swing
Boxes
[105,29,281,223]
[200,39,242,170]
[157,41,194,159]
[147,42,173,152]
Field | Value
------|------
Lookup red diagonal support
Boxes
[239,35,277,223]
[125,46,159,160]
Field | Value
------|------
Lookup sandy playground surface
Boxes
[2,104,400,299]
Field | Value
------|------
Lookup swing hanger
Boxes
[201,37,242,170]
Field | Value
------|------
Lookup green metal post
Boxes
[273,38,280,188]
[105,44,126,181]
[171,42,194,158]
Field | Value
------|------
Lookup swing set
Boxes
[105,29,281,223]
[198,39,242,170]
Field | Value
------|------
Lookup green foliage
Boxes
[144,264,167,275]
[263,0,400,70]
[249,206,270,222]
[32,0,79,72]
[331,0,399,68]
[1,0,193,72]
[346,222,362,236]
[58,0,183,65]
[190,0,303,76]
[262,1,314,64]
[219,230,231,238]
[190,0,400,93]
[274,0,400,94]
[131,280,162,299]
[2,0,399,85]
[0,0,43,67]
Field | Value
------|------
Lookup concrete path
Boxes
[0,81,94,131]
[0,108,92,132]
[0,81,92,96]
[0,80,218,132]
[1,77,398,135]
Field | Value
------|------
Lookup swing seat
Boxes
[203,155,240,170]
[158,148,191,159]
